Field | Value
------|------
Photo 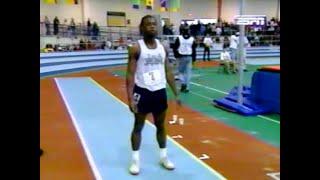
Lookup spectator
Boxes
[44,16,51,35]
[203,34,213,61]
[223,36,230,47]
[195,21,201,36]
[62,19,68,36]
[127,37,133,47]
[161,38,171,51]
[212,37,223,50]
[79,39,85,50]
[68,44,75,51]
[87,18,91,36]
[210,23,215,36]
[163,24,173,35]
[119,37,125,46]
[220,44,236,74]
[70,18,76,36]
[74,45,80,51]
[221,24,225,35]
[92,22,100,40]
[205,24,212,36]
[44,44,54,52]
[192,36,198,65]
[252,33,260,46]
[106,40,112,49]
[215,26,222,36]
[170,24,176,35]
[200,23,206,36]
[87,40,94,50]
[53,44,59,51]
[190,24,197,37]
[53,16,60,35]
[229,32,238,62]
[266,21,274,35]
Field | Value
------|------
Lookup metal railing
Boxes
[40,22,280,52]
[40,22,140,41]
[40,22,279,42]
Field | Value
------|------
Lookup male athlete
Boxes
[126,15,181,175]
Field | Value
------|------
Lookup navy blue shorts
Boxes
[133,85,168,114]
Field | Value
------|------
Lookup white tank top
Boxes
[178,35,194,55]
[134,39,167,91]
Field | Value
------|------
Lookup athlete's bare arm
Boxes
[126,43,140,113]
[164,47,181,106]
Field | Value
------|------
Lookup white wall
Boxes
[220,0,240,23]
[244,0,278,20]
[40,0,83,24]
[83,0,217,27]
[221,0,279,22]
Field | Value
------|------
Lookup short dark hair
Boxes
[139,15,156,35]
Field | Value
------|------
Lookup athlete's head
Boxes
[139,15,157,38]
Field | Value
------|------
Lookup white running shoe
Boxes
[160,157,175,170]
[129,160,140,175]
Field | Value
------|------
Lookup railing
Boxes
[40,22,279,42]
[40,22,140,41]
[40,22,280,52]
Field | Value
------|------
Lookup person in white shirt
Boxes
[212,37,223,51]
[229,32,238,62]
[220,45,236,73]
[106,40,112,49]
[215,26,222,36]
[173,26,196,93]
[203,34,213,61]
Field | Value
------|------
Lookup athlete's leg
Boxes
[129,85,148,175]
[203,47,207,61]
[131,113,147,151]
[152,110,167,149]
[152,106,174,170]
[129,112,147,175]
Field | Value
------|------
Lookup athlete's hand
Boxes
[129,100,138,113]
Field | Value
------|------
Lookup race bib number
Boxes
[143,70,161,86]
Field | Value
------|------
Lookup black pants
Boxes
[192,50,196,63]
[203,46,210,61]
[133,85,168,114]
[54,26,59,35]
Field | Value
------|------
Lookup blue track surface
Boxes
[55,77,225,180]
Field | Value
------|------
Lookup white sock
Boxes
[160,148,167,159]
[132,151,139,162]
